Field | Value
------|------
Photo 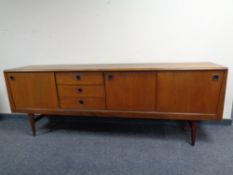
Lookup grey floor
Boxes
[0,115,233,175]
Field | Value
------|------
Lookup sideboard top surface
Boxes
[4,62,227,72]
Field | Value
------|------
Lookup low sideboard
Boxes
[4,62,228,145]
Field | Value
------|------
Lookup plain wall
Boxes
[0,0,233,119]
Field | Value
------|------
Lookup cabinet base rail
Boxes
[28,113,198,146]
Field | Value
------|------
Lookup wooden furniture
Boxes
[4,62,228,145]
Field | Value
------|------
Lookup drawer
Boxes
[57,85,105,97]
[59,97,105,109]
[56,72,103,85]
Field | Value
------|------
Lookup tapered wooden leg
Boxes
[189,121,197,146]
[28,113,36,136]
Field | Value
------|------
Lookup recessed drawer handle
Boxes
[77,88,83,92]
[79,100,84,104]
[76,75,81,80]
[212,75,220,81]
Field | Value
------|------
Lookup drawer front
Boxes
[59,97,105,109]
[57,85,105,97]
[56,72,103,85]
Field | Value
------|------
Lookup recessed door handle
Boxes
[212,75,220,81]
[108,74,114,80]
[9,76,15,81]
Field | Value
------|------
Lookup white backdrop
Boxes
[0,0,233,119]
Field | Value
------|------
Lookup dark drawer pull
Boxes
[9,76,15,81]
[76,75,81,80]
[77,88,83,92]
[212,75,220,81]
[79,100,84,104]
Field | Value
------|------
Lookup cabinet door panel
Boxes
[6,72,58,109]
[105,72,156,111]
[157,71,224,114]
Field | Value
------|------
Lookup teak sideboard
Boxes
[4,62,228,145]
